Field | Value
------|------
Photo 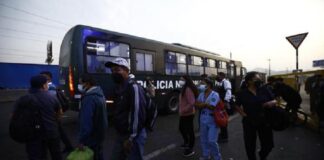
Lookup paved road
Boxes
[1,101,324,160]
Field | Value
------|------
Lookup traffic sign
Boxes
[286,32,308,49]
[313,59,324,67]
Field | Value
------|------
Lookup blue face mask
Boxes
[78,84,86,93]
[198,84,207,92]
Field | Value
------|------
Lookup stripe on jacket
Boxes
[130,83,140,139]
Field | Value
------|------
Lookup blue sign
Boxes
[313,59,324,67]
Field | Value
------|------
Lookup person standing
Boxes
[13,75,63,160]
[235,71,277,160]
[273,79,302,124]
[40,71,73,153]
[145,76,155,98]
[195,78,222,160]
[105,57,147,160]
[216,72,232,143]
[178,75,198,157]
[77,74,108,160]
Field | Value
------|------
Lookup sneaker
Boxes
[183,149,195,157]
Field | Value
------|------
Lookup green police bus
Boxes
[59,25,246,113]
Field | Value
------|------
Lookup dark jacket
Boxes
[113,79,146,141]
[274,83,302,107]
[236,86,275,126]
[78,86,108,146]
[13,89,61,138]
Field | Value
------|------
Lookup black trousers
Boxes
[58,121,73,150]
[242,118,274,160]
[179,115,195,149]
[26,136,62,160]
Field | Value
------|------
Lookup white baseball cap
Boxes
[105,57,130,70]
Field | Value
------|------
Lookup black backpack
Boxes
[143,91,158,132]
[131,81,158,132]
[56,89,69,112]
[9,95,43,143]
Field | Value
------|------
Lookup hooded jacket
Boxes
[113,79,146,141]
[78,86,108,146]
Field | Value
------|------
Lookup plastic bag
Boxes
[66,147,94,160]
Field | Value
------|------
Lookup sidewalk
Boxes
[151,114,324,160]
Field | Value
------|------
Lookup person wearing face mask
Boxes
[215,72,232,143]
[178,75,198,157]
[105,57,147,160]
[12,75,63,160]
[235,71,277,160]
[195,78,222,160]
[77,74,108,160]
[40,71,73,153]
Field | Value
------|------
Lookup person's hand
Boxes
[77,143,84,151]
[123,139,133,153]
[263,100,277,108]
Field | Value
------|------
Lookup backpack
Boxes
[131,81,158,132]
[56,89,69,112]
[9,95,43,143]
[213,100,229,127]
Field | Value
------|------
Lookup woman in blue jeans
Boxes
[195,78,222,160]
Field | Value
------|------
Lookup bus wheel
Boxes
[166,92,179,113]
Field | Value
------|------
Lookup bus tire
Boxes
[165,92,179,113]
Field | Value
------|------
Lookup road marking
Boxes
[143,113,241,160]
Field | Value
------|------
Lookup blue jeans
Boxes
[200,113,222,160]
[111,129,147,160]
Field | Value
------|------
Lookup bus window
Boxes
[236,67,241,76]
[205,59,217,75]
[110,42,130,57]
[188,56,203,76]
[217,61,227,74]
[228,63,235,77]
[136,52,153,72]
[85,38,130,73]
[165,51,186,75]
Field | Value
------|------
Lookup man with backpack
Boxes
[105,57,148,160]
[216,72,232,143]
[40,71,73,153]
[10,75,63,160]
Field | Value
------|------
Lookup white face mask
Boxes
[78,84,86,93]
[198,84,207,92]
[179,80,186,87]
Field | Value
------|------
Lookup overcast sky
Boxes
[0,0,323,71]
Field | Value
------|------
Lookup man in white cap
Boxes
[105,57,147,160]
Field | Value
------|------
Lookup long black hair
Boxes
[181,75,199,98]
